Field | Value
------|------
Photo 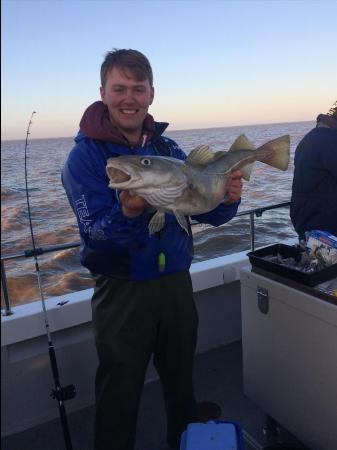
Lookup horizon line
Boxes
[1,118,315,142]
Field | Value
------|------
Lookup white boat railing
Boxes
[1,201,291,316]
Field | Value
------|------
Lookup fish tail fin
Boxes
[256,135,290,171]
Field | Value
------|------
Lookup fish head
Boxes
[106,155,185,190]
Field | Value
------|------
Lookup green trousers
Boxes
[91,270,198,450]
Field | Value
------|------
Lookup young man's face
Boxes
[100,67,154,142]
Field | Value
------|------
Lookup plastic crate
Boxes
[180,420,245,450]
[247,243,337,286]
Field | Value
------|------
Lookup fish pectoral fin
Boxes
[187,145,214,166]
[240,162,254,181]
[229,134,255,152]
[148,211,166,234]
[174,211,190,234]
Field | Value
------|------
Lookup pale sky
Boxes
[1,0,337,140]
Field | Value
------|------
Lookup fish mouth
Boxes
[107,167,131,184]
[106,165,140,188]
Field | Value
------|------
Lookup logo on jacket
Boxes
[75,195,91,233]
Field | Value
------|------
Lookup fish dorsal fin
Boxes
[229,134,255,152]
[187,145,214,166]
[229,134,255,181]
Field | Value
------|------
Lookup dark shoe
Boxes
[196,401,222,422]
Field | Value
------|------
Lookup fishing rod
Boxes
[24,111,76,450]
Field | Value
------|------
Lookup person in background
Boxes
[290,101,337,241]
[62,49,243,450]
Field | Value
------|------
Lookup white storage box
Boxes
[240,266,337,450]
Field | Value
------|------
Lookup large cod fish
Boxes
[106,134,290,234]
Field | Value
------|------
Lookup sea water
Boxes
[1,120,314,305]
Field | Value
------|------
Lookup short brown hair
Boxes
[100,49,153,88]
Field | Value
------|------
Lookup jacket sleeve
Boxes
[61,141,150,251]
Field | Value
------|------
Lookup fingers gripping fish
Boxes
[106,134,290,234]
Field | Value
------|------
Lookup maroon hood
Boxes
[79,101,156,146]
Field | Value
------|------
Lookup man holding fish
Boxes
[62,48,289,450]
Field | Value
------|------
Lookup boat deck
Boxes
[2,341,309,450]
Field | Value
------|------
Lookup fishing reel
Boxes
[51,384,76,402]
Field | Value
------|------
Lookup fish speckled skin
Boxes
[106,134,290,233]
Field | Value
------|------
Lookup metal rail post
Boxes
[249,212,255,251]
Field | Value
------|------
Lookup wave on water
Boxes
[1,121,313,307]
[192,213,298,261]
[1,187,17,199]
[5,271,94,305]
[1,206,29,231]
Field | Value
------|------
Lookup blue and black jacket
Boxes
[62,101,240,280]
[290,121,337,238]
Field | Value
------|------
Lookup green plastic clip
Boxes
[158,252,166,272]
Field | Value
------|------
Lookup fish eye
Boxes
[141,158,152,166]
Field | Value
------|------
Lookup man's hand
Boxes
[119,191,148,218]
[224,169,243,205]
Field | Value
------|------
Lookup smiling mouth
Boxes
[120,109,138,115]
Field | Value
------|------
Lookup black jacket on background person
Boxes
[290,114,337,239]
